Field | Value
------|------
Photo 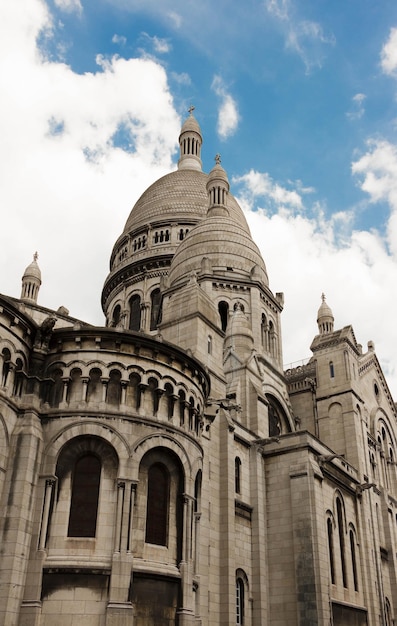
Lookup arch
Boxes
[41,422,130,476]
[132,434,193,483]
[266,394,292,436]
[107,369,122,406]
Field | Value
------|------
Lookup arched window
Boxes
[126,373,141,409]
[129,294,141,331]
[329,361,335,378]
[49,367,63,407]
[145,463,169,546]
[1,348,11,386]
[236,577,245,625]
[67,367,83,403]
[112,304,121,327]
[336,497,347,588]
[235,457,242,494]
[350,529,358,591]
[218,301,229,332]
[164,383,175,419]
[207,335,212,355]
[150,288,162,330]
[13,358,24,397]
[68,454,101,537]
[107,370,121,406]
[86,368,102,403]
[178,390,186,426]
[327,517,335,584]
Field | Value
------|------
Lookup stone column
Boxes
[0,411,43,626]
[106,481,136,626]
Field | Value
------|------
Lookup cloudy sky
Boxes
[1,0,397,394]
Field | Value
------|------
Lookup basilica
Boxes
[1,111,397,626]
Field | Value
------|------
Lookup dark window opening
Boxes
[68,454,101,537]
[145,463,169,545]
[336,498,347,588]
[129,294,141,331]
[218,301,229,332]
[327,518,335,584]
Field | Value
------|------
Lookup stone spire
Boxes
[317,293,334,335]
[21,252,41,303]
[177,106,203,171]
[206,154,230,217]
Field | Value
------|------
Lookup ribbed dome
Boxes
[317,293,334,335]
[23,254,41,280]
[122,169,250,235]
[168,214,268,287]
[179,113,201,136]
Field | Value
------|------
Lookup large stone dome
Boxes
[121,168,250,236]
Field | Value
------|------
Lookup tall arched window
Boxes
[235,457,242,494]
[150,288,162,330]
[329,361,335,378]
[145,463,169,546]
[1,348,11,386]
[350,529,358,591]
[68,454,101,537]
[218,301,229,332]
[112,304,121,327]
[129,294,141,331]
[336,497,347,588]
[327,517,335,584]
[236,577,245,625]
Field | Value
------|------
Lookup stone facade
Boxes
[1,113,396,625]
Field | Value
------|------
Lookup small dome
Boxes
[23,252,41,281]
[317,293,334,335]
[168,214,268,288]
[179,111,201,136]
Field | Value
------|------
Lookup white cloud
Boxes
[346,93,366,120]
[233,170,303,210]
[0,0,180,323]
[54,0,82,15]
[381,27,397,76]
[265,0,335,72]
[112,34,127,46]
[170,71,191,85]
[211,75,239,140]
[352,139,397,257]
[140,32,171,54]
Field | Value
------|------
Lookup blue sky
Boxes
[1,0,397,393]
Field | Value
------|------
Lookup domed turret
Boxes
[206,154,230,217]
[21,252,41,303]
[317,293,334,335]
[224,302,254,362]
[168,157,268,289]
[178,105,202,171]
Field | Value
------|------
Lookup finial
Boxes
[215,153,221,165]
[321,292,326,303]
[188,104,195,116]
[34,251,38,262]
